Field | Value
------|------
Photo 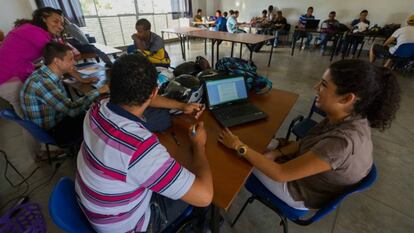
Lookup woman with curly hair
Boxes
[219,59,401,209]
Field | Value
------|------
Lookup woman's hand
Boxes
[218,128,243,150]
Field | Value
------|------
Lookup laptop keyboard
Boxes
[215,104,260,119]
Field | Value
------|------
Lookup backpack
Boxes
[215,57,272,94]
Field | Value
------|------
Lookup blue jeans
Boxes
[293,31,313,48]
[274,30,288,46]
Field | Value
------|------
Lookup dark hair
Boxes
[308,6,314,11]
[43,42,72,65]
[135,18,151,31]
[32,7,63,31]
[229,10,234,15]
[329,60,401,131]
[197,9,202,13]
[361,10,368,14]
[329,11,336,15]
[235,10,239,14]
[110,54,157,106]
[14,18,33,28]
[262,10,268,15]
[268,5,273,11]
[216,10,222,14]
[223,12,228,17]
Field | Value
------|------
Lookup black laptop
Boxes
[204,76,267,127]
[305,19,320,29]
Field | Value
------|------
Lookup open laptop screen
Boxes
[205,76,247,107]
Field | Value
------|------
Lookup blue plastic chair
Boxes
[286,98,326,140]
[49,177,195,233]
[0,108,63,164]
[231,164,377,233]
[389,43,414,72]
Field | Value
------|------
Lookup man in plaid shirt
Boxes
[20,42,109,145]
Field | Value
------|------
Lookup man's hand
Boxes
[79,76,99,84]
[218,128,243,150]
[98,84,109,94]
[189,122,207,148]
[181,103,205,119]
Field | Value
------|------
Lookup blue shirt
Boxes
[226,16,237,33]
[215,16,227,32]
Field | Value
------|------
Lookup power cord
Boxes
[0,150,63,212]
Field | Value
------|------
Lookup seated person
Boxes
[340,10,370,57]
[219,59,400,210]
[293,7,316,49]
[370,14,414,66]
[194,8,203,23]
[215,10,227,32]
[223,11,228,19]
[251,10,268,27]
[131,19,170,67]
[317,11,340,52]
[75,53,213,233]
[227,10,246,33]
[272,10,288,47]
[20,42,108,145]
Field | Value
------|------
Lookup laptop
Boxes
[305,19,320,29]
[204,76,267,127]
[94,47,113,68]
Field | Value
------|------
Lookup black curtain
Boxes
[171,0,192,19]
[35,0,86,27]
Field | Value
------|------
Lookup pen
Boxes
[191,125,197,137]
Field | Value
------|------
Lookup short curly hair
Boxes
[109,54,157,106]
[329,59,401,131]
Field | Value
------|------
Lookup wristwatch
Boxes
[236,144,248,157]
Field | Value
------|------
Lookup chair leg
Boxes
[231,196,255,227]
[280,216,289,233]
[45,144,52,165]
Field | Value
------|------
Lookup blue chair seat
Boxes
[291,119,318,139]
[232,165,377,232]
[49,177,195,233]
[245,175,309,220]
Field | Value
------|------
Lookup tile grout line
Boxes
[362,193,414,220]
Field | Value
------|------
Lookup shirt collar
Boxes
[106,101,147,126]
[39,65,61,83]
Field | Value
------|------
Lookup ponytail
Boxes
[329,59,401,131]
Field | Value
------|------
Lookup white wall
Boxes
[0,0,36,33]
[218,0,414,27]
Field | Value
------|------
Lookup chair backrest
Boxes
[295,164,377,225]
[49,177,95,233]
[308,98,326,119]
[393,43,414,58]
[0,108,56,145]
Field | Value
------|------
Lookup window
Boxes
[79,0,191,47]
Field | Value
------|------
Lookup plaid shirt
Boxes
[20,65,99,130]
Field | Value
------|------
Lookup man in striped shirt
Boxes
[75,54,213,233]
[293,6,316,49]
[20,42,108,145]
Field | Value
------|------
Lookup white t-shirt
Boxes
[389,26,414,54]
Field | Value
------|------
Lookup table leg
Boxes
[330,34,342,62]
[300,37,304,50]
[217,40,220,63]
[187,36,190,50]
[231,42,235,57]
[179,35,185,60]
[291,35,296,56]
[205,39,207,55]
[268,40,274,67]
[183,35,187,60]
[211,39,215,67]
[239,43,243,59]
[248,44,253,63]
[210,205,221,233]
[357,41,365,58]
